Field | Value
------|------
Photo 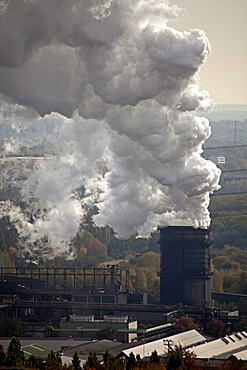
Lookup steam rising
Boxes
[0,0,221,258]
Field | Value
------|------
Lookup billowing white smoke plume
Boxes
[0,0,221,257]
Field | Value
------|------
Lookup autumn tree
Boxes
[77,231,108,262]
[125,252,160,301]
[212,269,224,291]
[166,344,198,370]
[218,356,247,370]
[234,318,247,332]
[207,318,225,338]
[175,316,200,333]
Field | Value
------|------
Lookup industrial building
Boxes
[59,315,137,343]
[120,329,207,359]
[191,331,247,360]
[159,226,213,306]
[0,225,246,339]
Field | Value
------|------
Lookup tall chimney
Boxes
[159,226,213,306]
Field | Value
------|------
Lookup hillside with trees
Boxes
[0,119,247,302]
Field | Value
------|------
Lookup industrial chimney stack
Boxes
[159,226,213,307]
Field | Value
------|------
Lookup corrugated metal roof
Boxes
[22,343,52,359]
[122,329,206,358]
[0,339,89,352]
[63,338,132,358]
[233,349,247,361]
[192,331,247,359]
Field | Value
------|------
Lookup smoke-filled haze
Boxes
[0,0,221,258]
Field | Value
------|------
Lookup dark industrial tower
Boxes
[159,226,213,306]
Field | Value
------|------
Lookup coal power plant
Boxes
[159,226,213,307]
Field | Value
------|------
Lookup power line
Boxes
[203,144,247,150]
[221,169,247,173]
[211,213,247,218]
[210,191,247,197]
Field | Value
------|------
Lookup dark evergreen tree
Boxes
[126,352,136,370]
[86,351,102,370]
[0,317,24,337]
[46,350,62,369]
[26,354,45,369]
[166,344,198,370]
[5,336,25,367]
[166,349,183,370]
[136,354,145,368]
[150,350,160,364]
[0,344,6,365]
[72,351,81,370]
[103,350,113,364]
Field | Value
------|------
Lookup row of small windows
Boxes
[73,295,115,303]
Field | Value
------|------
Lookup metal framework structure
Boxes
[0,266,129,293]
[159,226,213,306]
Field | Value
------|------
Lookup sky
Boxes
[169,0,247,105]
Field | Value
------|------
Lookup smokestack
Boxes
[158,226,213,306]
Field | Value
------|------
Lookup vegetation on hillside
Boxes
[0,120,246,304]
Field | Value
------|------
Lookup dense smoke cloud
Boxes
[0,0,221,258]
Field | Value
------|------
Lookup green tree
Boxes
[103,351,122,370]
[0,316,24,337]
[150,350,160,364]
[135,354,144,368]
[5,336,25,367]
[85,351,102,370]
[0,344,6,366]
[46,350,62,370]
[72,351,81,370]
[0,230,7,252]
[97,327,116,341]
[103,350,113,364]
[26,354,45,369]
[166,350,182,370]
[126,352,136,370]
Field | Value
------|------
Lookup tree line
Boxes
[0,337,246,370]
